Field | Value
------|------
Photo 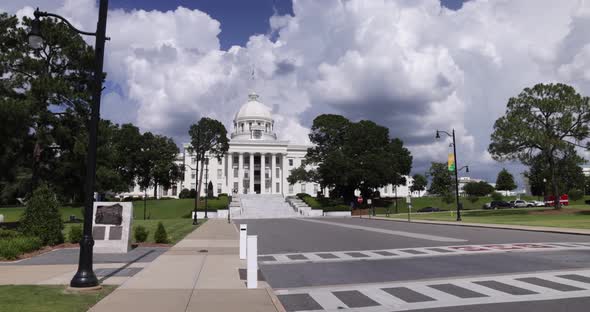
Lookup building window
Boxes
[191,173,196,179]
[276,182,280,193]
[172,186,178,196]
[276,168,280,179]
[265,168,270,179]
[233,182,238,193]
[289,159,293,166]
[288,184,294,194]
[313,184,318,195]
[244,171,249,179]
[301,183,306,193]
[217,169,222,179]
[191,157,196,164]
[218,158,222,165]
[241,124,244,132]
[217,183,222,194]
[191,183,196,189]
[233,168,238,178]
[253,130,262,139]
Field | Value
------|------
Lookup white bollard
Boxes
[239,224,247,260]
[0,214,4,223]
[247,235,258,289]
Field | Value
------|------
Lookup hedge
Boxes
[0,236,42,260]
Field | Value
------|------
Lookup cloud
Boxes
[3,0,590,187]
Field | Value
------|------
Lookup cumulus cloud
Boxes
[3,0,590,186]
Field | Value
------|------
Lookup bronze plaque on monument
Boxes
[95,204,123,225]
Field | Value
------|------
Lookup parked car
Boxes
[418,206,440,212]
[513,200,534,208]
[483,201,512,209]
[530,200,546,207]
[508,200,515,207]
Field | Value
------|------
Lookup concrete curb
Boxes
[266,286,287,312]
[367,216,590,236]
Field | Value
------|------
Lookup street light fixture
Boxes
[28,1,110,289]
[435,129,463,221]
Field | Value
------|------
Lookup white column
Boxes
[282,154,287,195]
[238,153,244,194]
[260,154,266,194]
[271,154,277,194]
[227,153,233,193]
[249,153,254,194]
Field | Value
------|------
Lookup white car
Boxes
[531,200,546,207]
[512,200,534,208]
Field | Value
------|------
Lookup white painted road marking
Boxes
[298,218,467,242]
[275,269,590,312]
[259,242,590,265]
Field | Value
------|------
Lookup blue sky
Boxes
[111,0,468,50]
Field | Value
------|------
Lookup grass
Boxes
[0,197,229,222]
[63,218,203,245]
[383,205,590,230]
[0,285,115,312]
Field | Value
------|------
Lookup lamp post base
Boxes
[70,236,99,288]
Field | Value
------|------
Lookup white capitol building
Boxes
[124,92,420,200]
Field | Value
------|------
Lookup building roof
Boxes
[234,92,272,122]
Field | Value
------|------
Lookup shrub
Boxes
[134,225,149,243]
[568,189,584,201]
[442,192,455,204]
[323,205,351,212]
[0,229,20,239]
[0,236,42,260]
[154,222,169,244]
[218,193,228,197]
[467,196,479,203]
[296,193,311,199]
[68,225,83,244]
[491,192,503,201]
[19,185,64,246]
[179,188,191,198]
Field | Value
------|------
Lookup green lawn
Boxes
[0,285,115,312]
[63,218,203,245]
[383,205,590,230]
[0,197,229,222]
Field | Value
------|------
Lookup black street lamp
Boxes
[28,1,110,289]
[204,158,209,219]
[435,129,466,222]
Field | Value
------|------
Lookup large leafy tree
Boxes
[489,83,590,209]
[410,174,428,196]
[0,12,95,202]
[525,146,586,197]
[288,114,412,201]
[463,181,495,197]
[495,168,517,192]
[188,118,229,202]
[427,162,454,198]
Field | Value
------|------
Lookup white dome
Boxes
[234,92,272,121]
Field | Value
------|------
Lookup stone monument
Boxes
[92,202,133,253]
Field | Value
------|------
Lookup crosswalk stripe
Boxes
[309,290,348,310]
[275,269,590,312]
[260,242,590,264]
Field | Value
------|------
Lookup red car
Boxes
[545,194,569,206]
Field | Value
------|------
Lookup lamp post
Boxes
[435,129,467,222]
[193,126,200,225]
[28,0,110,289]
[204,158,209,219]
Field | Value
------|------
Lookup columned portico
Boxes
[260,154,266,194]
[271,154,277,194]
[249,153,254,194]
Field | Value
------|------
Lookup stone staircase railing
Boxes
[286,196,323,217]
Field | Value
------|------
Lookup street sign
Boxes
[357,196,363,204]
[406,195,411,204]
[367,199,372,205]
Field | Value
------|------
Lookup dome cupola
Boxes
[231,92,277,141]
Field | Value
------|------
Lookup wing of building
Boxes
[119,92,420,199]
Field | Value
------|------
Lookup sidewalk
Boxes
[371,216,590,235]
[91,219,283,312]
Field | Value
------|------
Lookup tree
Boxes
[150,136,181,198]
[489,83,590,209]
[495,168,517,192]
[410,174,427,196]
[188,118,229,210]
[0,12,95,202]
[427,162,454,197]
[288,114,412,201]
[463,181,495,197]
[525,146,586,197]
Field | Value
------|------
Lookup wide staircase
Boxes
[233,194,300,219]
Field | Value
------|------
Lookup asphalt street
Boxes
[236,217,590,312]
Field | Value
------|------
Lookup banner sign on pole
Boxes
[448,153,455,171]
